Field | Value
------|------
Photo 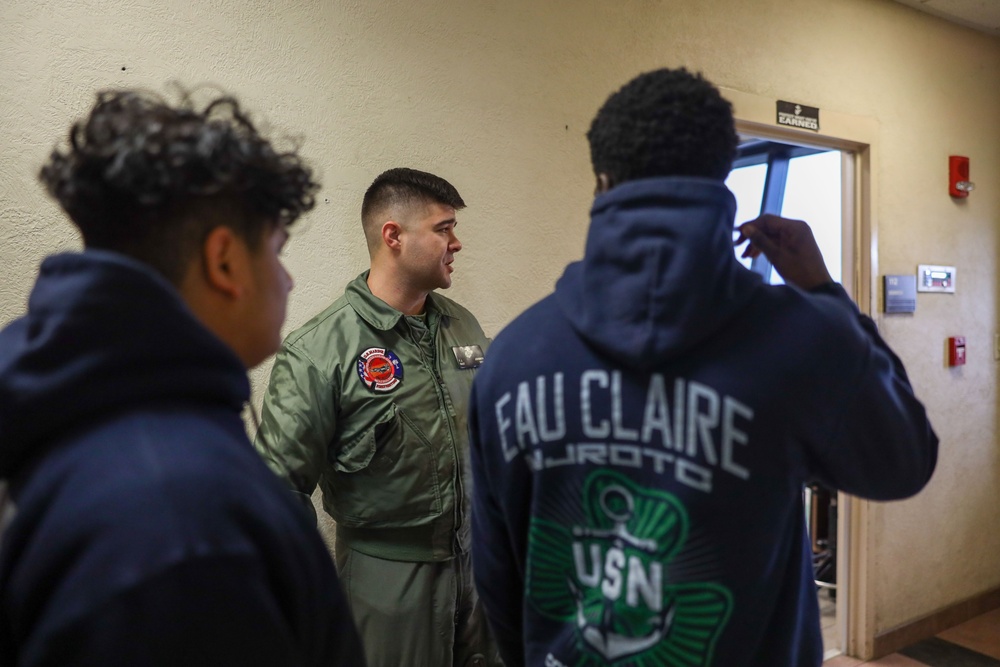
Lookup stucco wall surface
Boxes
[2,0,999,650]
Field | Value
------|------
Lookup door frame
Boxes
[721,86,881,659]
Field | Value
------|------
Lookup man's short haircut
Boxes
[587,67,737,184]
[360,168,465,251]
[39,88,320,284]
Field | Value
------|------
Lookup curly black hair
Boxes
[360,167,465,251]
[40,88,319,284]
[587,68,737,184]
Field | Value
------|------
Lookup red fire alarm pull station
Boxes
[949,156,974,198]
[948,336,966,366]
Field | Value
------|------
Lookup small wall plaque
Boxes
[776,100,819,132]
[884,275,917,313]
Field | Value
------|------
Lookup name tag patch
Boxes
[357,347,403,392]
[452,345,484,369]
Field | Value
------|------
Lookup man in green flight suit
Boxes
[255,167,501,667]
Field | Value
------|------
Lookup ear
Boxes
[201,226,248,299]
[595,172,615,195]
[381,220,403,251]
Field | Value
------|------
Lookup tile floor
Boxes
[823,608,1000,666]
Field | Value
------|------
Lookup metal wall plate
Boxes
[917,265,956,293]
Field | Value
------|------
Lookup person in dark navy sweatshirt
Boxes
[0,88,364,666]
[468,68,938,667]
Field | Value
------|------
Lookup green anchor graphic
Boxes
[527,470,733,666]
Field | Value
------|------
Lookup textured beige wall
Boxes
[2,0,999,650]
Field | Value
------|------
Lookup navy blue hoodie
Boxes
[0,250,364,666]
[469,178,937,667]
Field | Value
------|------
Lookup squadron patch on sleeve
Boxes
[357,347,403,393]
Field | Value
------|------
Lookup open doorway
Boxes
[726,137,847,659]
[727,139,843,283]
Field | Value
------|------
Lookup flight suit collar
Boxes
[345,271,465,331]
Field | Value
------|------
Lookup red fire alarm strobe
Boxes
[949,156,975,198]
[948,336,966,366]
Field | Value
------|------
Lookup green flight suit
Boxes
[255,272,501,667]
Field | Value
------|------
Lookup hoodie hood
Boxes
[555,177,761,368]
[0,250,250,479]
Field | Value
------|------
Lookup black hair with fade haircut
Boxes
[360,167,465,249]
[39,87,319,285]
[587,67,737,185]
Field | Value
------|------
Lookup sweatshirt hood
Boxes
[0,250,250,479]
[555,177,761,368]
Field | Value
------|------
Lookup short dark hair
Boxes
[360,168,465,249]
[587,67,737,184]
[40,88,319,284]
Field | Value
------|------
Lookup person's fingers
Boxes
[751,214,782,234]
[735,222,766,246]
[736,224,759,258]
[741,224,780,258]
[733,225,750,246]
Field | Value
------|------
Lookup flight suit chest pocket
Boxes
[330,404,442,526]
[332,414,380,473]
